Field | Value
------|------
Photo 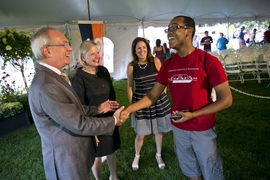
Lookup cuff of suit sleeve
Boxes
[114,116,117,125]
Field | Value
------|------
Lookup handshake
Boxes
[97,100,131,127]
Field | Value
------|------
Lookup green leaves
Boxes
[0,102,24,119]
[0,28,34,89]
[0,27,33,65]
[0,72,21,104]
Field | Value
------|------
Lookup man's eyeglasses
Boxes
[164,25,193,34]
[46,43,70,47]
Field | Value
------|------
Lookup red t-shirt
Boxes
[264,30,270,43]
[156,49,227,131]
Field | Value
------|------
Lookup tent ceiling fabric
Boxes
[1,0,270,29]
[1,0,270,80]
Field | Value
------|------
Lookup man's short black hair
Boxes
[172,15,196,38]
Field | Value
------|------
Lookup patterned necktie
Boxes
[60,72,71,85]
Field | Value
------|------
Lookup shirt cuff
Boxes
[113,116,117,125]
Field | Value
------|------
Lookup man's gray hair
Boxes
[31,27,56,61]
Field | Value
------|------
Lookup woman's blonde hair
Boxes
[79,39,97,67]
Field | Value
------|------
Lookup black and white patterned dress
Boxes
[132,61,172,135]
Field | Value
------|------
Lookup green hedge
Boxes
[0,102,24,120]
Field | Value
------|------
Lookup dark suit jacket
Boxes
[28,64,116,180]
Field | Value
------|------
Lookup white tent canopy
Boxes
[1,0,270,28]
[1,0,270,79]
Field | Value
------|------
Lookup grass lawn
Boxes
[0,78,270,180]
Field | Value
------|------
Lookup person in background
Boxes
[127,37,172,171]
[248,28,257,47]
[28,27,125,180]
[216,32,229,53]
[263,36,269,44]
[121,15,232,180]
[192,35,200,48]
[200,31,213,52]
[72,40,120,180]
[153,39,165,63]
[238,26,246,48]
[263,26,270,43]
[170,48,177,57]
[163,42,171,60]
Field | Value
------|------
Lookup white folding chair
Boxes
[223,52,244,83]
[237,48,261,83]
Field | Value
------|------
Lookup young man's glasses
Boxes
[164,25,193,34]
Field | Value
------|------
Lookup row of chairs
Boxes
[210,44,270,84]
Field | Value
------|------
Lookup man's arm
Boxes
[121,82,166,120]
[200,37,205,45]
[153,58,167,94]
[210,36,213,43]
[173,81,232,123]
[193,81,232,116]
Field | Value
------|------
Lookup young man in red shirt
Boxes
[121,16,232,180]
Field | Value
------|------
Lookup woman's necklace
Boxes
[83,67,97,75]
[138,63,147,69]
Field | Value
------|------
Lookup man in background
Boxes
[200,31,213,52]
[192,35,200,48]
[216,32,229,53]
[248,28,257,47]
[238,26,246,48]
[264,26,270,43]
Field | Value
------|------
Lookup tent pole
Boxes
[65,22,72,74]
[227,20,229,41]
[87,0,91,20]
[141,20,145,38]
[254,16,258,30]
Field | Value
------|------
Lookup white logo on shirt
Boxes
[168,74,193,83]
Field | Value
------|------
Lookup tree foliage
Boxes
[0,28,33,88]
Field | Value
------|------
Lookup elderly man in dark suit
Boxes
[28,27,125,180]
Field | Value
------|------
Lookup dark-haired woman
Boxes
[153,39,166,63]
[127,37,171,171]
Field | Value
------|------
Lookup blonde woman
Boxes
[72,40,120,180]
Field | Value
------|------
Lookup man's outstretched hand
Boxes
[120,108,130,122]
[113,106,126,126]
